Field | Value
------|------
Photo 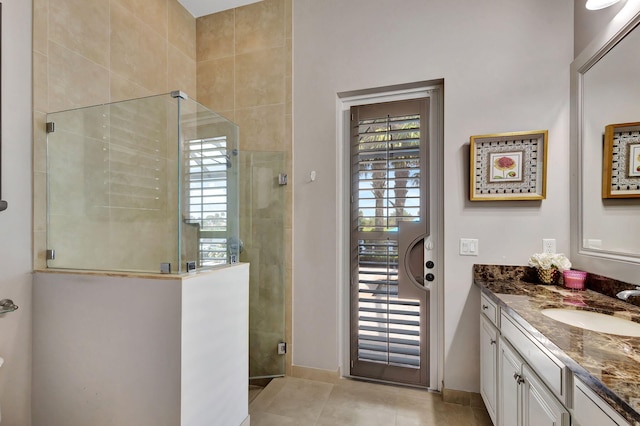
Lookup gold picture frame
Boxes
[602,122,640,199]
[469,130,548,201]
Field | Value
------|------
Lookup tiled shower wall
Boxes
[196,0,293,377]
[32,0,197,269]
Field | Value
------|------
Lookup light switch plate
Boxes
[460,238,479,256]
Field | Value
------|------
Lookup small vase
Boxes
[537,267,559,285]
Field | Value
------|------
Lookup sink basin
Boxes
[541,309,640,337]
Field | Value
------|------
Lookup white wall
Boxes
[292,0,573,392]
[574,0,626,56]
[0,0,33,424]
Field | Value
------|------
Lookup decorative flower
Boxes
[528,253,571,271]
[494,156,516,171]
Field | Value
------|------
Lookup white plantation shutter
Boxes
[350,99,427,374]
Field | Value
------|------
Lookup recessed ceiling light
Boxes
[585,0,622,10]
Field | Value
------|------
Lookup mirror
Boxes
[571,4,640,282]
[0,3,5,212]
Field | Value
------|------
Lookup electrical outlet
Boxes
[277,342,287,355]
[542,239,556,254]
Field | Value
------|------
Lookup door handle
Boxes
[397,221,428,300]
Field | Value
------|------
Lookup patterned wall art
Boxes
[602,122,640,198]
[469,130,548,201]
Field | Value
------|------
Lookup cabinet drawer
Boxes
[573,378,630,426]
[501,312,567,403]
[480,293,498,326]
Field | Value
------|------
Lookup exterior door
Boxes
[349,98,431,387]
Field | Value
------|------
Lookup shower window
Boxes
[185,136,232,267]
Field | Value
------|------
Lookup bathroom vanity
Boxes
[475,264,639,426]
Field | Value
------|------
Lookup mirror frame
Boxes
[0,2,5,212]
[571,3,640,283]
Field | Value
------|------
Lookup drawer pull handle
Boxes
[513,373,525,385]
[482,304,489,310]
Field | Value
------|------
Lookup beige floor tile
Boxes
[250,376,488,426]
[253,377,333,423]
[317,399,396,425]
[249,377,288,413]
[250,411,314,426]
[472,406,494,426]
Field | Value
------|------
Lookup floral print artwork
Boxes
[489,151,523,182]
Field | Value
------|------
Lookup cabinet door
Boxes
[573,377,629,426]
[481,315,499,424]
[522,365,569,426]
[499,338,522,426]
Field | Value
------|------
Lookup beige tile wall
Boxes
[196,0,293,376]
[32,0,197,269]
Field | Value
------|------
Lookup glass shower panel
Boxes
[46,93,239,274]
[47,95,180,272]
[241,152,286,379]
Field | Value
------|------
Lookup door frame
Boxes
[336,80,444,390]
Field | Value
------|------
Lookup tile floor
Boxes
[249,376,493,425]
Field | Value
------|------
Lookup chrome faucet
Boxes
[616,286,640,301]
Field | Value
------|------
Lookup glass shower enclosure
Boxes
[45,91,287,380]
[46,92,239,274]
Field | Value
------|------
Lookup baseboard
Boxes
[290,365,341,384]
[442,387,484,408]
[240,414,250,426]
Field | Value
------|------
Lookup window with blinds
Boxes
[186,136,231,266]
[350,99,428,380]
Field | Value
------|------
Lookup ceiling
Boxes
[177,0,262,17]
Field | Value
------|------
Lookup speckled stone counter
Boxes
[474,264,640,425]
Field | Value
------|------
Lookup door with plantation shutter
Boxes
[350,99,430,387]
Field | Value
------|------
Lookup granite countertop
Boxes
[473,264,640,425]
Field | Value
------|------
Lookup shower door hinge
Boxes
[46,249,55,260]
[277,342,287,355]
[46,122,55,133]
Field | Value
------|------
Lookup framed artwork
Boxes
[602,122,640,199]
[469,130,547,201]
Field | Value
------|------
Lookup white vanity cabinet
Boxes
[498,337,570,426]
[480,314,499,424]
[480,292,570,426]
